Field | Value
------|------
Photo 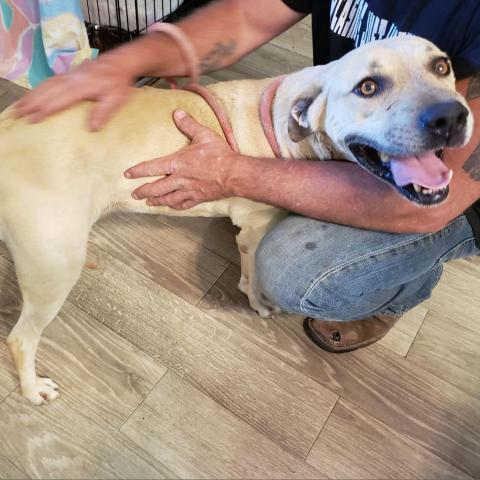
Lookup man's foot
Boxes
[303,314,400,353]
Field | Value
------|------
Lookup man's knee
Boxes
[255,216,321,313]
[256,216,443,319]
[255,224,301,313]
[254,215,364,315]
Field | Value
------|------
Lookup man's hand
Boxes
[125,110,238,210]
[13,53,136,131]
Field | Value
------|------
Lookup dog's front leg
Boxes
[236,226,281,318]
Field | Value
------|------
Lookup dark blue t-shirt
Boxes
[282,0,480,241]
[282,0,480,78]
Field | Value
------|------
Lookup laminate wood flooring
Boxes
[0,17,478,479]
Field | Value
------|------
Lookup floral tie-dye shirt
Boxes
[0,0,96,88]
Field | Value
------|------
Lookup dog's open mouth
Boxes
[348,142,452,206]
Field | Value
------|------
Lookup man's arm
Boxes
[129,0,305,77]
[98,0,304,80]
[227,76,480,233]
[14,0,303,129]
[126,76,480,234]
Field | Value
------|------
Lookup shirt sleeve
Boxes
[281,0,312,14]
[453,7,480,79]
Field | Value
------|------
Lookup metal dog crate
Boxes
[82,0,211,52]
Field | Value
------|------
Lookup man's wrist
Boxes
[110,33,176,79]
[102,44,145,80]
[225,153,255,197]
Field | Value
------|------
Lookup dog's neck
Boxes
[272,67,335,161]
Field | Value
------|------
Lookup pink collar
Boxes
[259,76,285,158]
[149,22,239,152]
[149,22,282,157]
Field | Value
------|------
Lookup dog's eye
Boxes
[355,79,378,97]
[434,57,451,76]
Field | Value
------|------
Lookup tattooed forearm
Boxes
[466,72,480,101]
[200,40,236,73]
[463,142,480,181]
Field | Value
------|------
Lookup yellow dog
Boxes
[0,36,472,404]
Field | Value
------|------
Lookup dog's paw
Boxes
[247,294,281,318]
[267,304,282,316]
[254,304,273,319]
[23,377,60,405]
[261,295,282,316]
[255,303,282,318]
[240,280,282,318]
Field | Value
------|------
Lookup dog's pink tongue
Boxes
[389,152,453,189]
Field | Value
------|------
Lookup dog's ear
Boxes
[288,98,314,142]
[288,88,326,143]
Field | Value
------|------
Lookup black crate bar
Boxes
[84,0,212,53]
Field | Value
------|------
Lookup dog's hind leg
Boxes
[5,218,88,405]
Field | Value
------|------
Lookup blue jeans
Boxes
[256,214,479,320]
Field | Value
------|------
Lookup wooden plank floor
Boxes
[1,17,479,479]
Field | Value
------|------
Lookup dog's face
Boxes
[288,36,473,206]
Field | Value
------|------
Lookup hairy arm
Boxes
[133,0,306,77]
[226,76,480,233]
[128,76,480,234]
[227,74,480,232]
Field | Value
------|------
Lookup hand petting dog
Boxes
[14,54,136,131]
[125,109,237,210]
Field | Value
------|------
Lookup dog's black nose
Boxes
[420,101,469,143]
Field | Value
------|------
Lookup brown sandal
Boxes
[303,314,400,353]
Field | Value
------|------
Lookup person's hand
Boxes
[13,53,136,131]
[125,110,239,210]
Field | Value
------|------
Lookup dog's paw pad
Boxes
[24,377,60,405]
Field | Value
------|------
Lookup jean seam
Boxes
[435,236,476,263]
[379,237,474,315]
[381,264,444,316]
[299,215,466,315]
